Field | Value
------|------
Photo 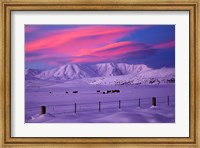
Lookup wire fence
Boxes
[26,95,175,115]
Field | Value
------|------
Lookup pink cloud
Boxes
[26,41,139,63]
[26,40,175,65]
[69,41,148,63]
[26,54,50,62]
[75,41,134,56]
[25,26,175,65]
[25,26,146,53]
[152,41,175,49]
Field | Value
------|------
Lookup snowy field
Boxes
[25,80,175,123]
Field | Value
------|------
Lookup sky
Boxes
[25,25,175,70]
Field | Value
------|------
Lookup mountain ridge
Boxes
[25,63,175,85]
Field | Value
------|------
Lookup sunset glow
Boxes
[25,25,175,69]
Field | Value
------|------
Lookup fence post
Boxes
[99,101,101,112]
[138,98,140,107]
[168,96,170,106]
[41,106,46,114]
[119,100,121,109]
[75,103,77,113]
[152,97,156,107]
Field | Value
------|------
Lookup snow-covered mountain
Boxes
[94,63,123,76]
[93,63,151,76]
[25,63,175,85]
[34,64,98,80]
[25,69,41,80]
[88,67,175,85]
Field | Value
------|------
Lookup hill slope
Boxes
[26,63,175,85]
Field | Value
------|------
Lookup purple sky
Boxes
[25,25,175,70]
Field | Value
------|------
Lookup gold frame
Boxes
[0,0,199,147]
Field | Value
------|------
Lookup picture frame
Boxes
[0,0,199,147]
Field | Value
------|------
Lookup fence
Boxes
[26,95,174,115]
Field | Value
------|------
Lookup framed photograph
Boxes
[0,0,199,147]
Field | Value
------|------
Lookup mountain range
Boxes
[25,63,175,85]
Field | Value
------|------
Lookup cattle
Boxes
[107,90,112,93]
[73,91,78,93]
[111,90,120,93]
[112,90,116,93]
[97,90,100,93]
[65,91,68,94]
[116,90,120,93]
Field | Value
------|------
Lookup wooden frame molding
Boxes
[0,0,199,147]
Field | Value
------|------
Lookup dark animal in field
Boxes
[73,91,78,93]
[116,90,120,93]
[49,92,52,94]
[107,90,112,93]
[65,91,68,94]
[103,92,106,94]
[111,90,120,93]
[97,90,100,93]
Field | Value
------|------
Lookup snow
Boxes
[26,62,175,85]
[25,68,41,80]
[25,82,175,123]
[27,107,174,123]
[25,62,175,123]
[35,64,98,80]
[116,63,151,75]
